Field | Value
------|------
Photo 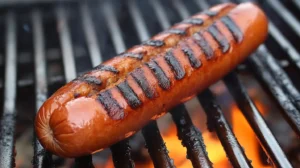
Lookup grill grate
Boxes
[0,0,299,167]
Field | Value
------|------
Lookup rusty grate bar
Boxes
[171,104,213,168]
[247,54,300,135]
[198,90,252,168]
[0,12,17,168]
[142,121,175,168]
[224,72,293,168]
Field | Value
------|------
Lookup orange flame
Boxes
[231,101,271,168]
[102,100,271,168]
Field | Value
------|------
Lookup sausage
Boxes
[35,2,268,158]
[49,3,236,102]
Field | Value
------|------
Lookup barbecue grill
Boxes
[0,0,299,167]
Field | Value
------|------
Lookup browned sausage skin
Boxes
[51,3,236,101]
[35,2,268,157]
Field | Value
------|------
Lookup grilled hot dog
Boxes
[35,2,268,157]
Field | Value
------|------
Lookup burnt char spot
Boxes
[203,10,218,17]
[182,18,204,25]
[146,60,171,90]
[164,51,185,80]
[77,76,102,85]
[142,40,165,47]
[193,33,214,59]
[164,29,186,35]
[131,68,157,99]
[119,52,143,60]
[97,90,124,120]
[182,45,202,69]
[220,16,243,43]
[207,24,230,53]
[94,65,119,74]
[117,80,142,109]
[74,92,81,98]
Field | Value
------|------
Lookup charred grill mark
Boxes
[203,10,218,17]
[182,46,201,69]
[142,40,165,47]
[117,80,142,109]
[182,18,204,25]
[97,90,124,120]
[119,52,143,60]
[146,60,171,90]
[74,93,80,98]
[207,24,230,53]
[77,76,102,85]
[164,51,185,80]
[193,33,214,59]
[131,68,157,99]
[164,29,186,35]
[221,16,243,43]
[94,65,119,74]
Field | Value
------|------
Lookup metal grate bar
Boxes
[101,2,135,167]
[294,0,300,11]
[75,155,94,168]
[149,0,171,29]
[110,139,135,168]
[238,0,300,71]
[128,0,149,41]
[268,22,300,70]
[247,54,300,136]
[177,0,251,167]
[171,104,213,168]
[0,0,75,6]
[56,6,77,81]
[198,90,252,168]
[173,0,189,19]
[128,1,175,166]
[194,0,210,10]
[265,0,300,38]
[224,72,293,168]
[142,121,175,168]
[0,12,17,168]
[174,2,249,166]
[102,1,126,53]
[58,4,95,167]
[149,1,214,167]
[32,9,53,168]
[257,45,300,110]
[80,1,102,67]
